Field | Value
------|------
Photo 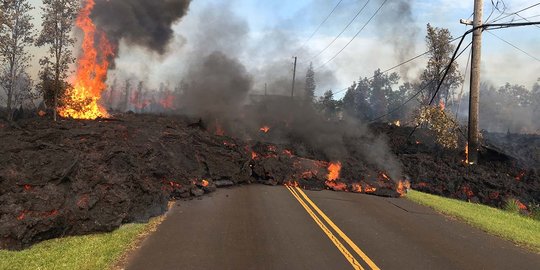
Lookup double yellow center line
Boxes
[285,185,380,270]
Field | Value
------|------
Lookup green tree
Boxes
[420,24,463,105]
[0,0,34,120]
[368,69,399,121]
[343,79,371,120]
[304,62,316,103]
[318,90,340,120]
[36,0,79,121]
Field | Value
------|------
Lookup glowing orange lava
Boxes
[327,162,342,181]
[260,126,270,133]
[59,0,113,120]
[464,143,469,164]
[201,180,209,187]
[351,183,362,193]
[397,180,411,197]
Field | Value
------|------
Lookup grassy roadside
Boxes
[407,190,540,253]
[0,217,163,270]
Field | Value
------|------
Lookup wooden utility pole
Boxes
[468,0,483,164]
[291,56,298,99]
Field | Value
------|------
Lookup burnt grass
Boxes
[1,114,539,250]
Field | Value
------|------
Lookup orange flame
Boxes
[201,180,209,187]
[397,180,410,197]
[285,181,299,187]
[59,0,113,120]
[394,120,401,127]
[327,162,342,181]
[260,126,270,133]
[464,143,469,164]
[516,200,528,211]
[364,184,377,193]
[251,151,258,160]
[439,100,446,111]
[351,183,362,193]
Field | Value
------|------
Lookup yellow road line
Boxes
[285,186,364,270]
[294,187,381,270]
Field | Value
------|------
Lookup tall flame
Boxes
[59,0,113,120]
[327,162,342,181]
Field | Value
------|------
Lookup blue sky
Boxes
[182,0,540,94]
[27,0,540,95]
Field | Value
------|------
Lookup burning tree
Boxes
[58,0,113,120]
[0,0,35,121]
[36,0,79,121]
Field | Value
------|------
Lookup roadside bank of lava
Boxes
[2,114,537,250]
[0,114,403,250]
[371,123,539,210]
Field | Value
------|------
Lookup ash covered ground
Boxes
[1,113,538,250]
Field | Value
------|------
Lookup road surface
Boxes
[126,185,540,270]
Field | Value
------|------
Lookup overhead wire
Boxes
[491,2,540,23]
[316,0,389,70]
[295,0,345,57]
[330,35,466,96]
[486,30,540,62]
[303,0,371,64]
[369,41,473,123]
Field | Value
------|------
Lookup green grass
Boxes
[407,190,540,253]
[0,218,162,270]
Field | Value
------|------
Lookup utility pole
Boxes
[291,56,297,99]
[264,83,267,97]
[468,0,483,165]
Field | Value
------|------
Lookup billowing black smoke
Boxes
[92,0,191,54]
[181,51,253,118]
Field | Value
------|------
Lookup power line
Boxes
[303,0,371,64]
[491,2,540,23]
[328,21,540,98]
[486,30,540,62]
[369,41,473,123]
[295,0,345,57]
[331,35,465,96]
[316,0,389,70]
[514,13,540,30]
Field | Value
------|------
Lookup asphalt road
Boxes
[126,185,540,270]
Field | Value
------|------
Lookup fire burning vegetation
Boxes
[60,0,112,120]
[1,0,539,252]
